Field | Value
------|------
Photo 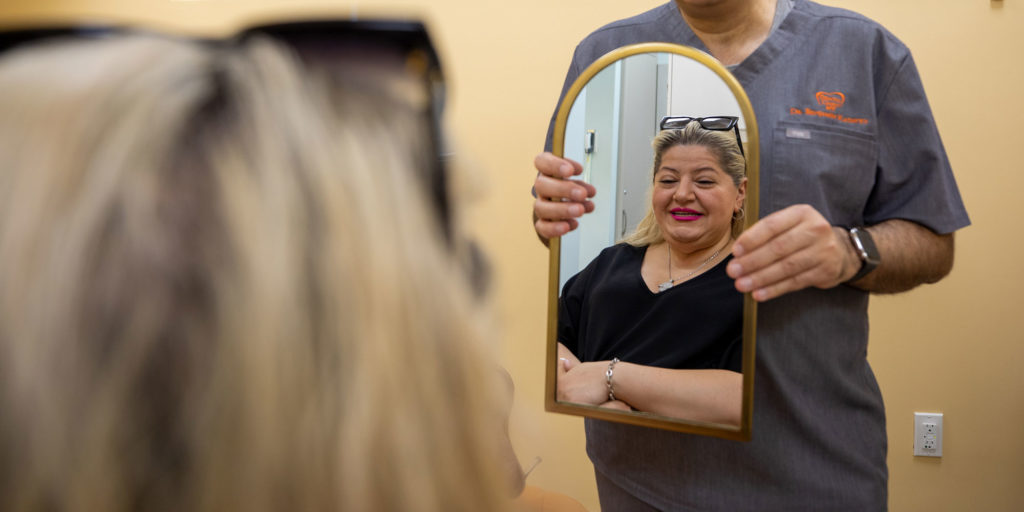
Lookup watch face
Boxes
[850,235,869,259]
[849,227,880,275]
[852,228,880,262]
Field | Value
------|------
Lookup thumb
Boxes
[560,357,579,371]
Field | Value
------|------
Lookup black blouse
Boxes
[558,243,742,372]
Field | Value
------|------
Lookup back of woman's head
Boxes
[0,33,507,512]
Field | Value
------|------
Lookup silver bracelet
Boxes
[606,357,620,402]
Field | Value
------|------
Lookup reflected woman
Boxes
[557,120,747,426]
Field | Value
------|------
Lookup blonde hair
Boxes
[621,122,747,246]
[0,34,508,512]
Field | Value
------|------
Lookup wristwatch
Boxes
[846,227,880,282]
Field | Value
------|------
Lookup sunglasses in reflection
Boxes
[0,19,451,236]
[658,116,744,157]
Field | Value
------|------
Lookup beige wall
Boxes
[819,2,1024,510]
[2,1,1022,510]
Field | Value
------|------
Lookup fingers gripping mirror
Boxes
[545,43,759,441]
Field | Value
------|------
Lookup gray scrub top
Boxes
[542,1,970,510]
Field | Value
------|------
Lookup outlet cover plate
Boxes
[914,412,943,457]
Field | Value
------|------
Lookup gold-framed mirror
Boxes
[544,43,759,441]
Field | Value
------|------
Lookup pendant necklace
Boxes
[658,239,730,293]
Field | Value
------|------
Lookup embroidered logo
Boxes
[787,91,868,126]
[815,91,846,111]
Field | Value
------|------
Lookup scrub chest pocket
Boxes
[770,120,878,226]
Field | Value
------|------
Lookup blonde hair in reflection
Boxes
[621,122,747,247]
[0,34,508,512]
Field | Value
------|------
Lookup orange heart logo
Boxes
[816,91,846,111]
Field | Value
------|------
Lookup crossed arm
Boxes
[556,343,742,426]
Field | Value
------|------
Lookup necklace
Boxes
[657,239,730,293]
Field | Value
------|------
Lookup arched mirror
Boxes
[545,43,759,440]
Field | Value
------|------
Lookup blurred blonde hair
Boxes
[0,33,508,512]
[621,122,747,247]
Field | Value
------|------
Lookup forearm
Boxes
[842,219,955,293]
[612,363,742,426]
[557,342,580,366]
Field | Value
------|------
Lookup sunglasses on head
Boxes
[0,19,451,238]
[0,20,499,294]
[659,116,744,157]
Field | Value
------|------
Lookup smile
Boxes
[670,208,703,221]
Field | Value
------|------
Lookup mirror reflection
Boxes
[558,52,749,283]
[546,44,758,439]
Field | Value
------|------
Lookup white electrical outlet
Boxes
[914,412,943,457]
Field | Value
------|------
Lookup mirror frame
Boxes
[544,43,759,441]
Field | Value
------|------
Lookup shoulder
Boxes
[795,0,910,59]
[785,0,917,96]
[561,243,641,296]
[579,243,645,279]
[593,243,644,266]
[798,0,889,30]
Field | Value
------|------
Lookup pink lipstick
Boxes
[670,208,703,221]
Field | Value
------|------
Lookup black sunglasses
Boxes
[0,20,451,238]
[0,21,498,293]
[659,116,745,157]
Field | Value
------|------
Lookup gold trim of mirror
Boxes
[544,42,759,441]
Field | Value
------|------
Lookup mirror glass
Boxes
[545,43,759,440]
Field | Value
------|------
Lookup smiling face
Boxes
[652,144,746,251]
